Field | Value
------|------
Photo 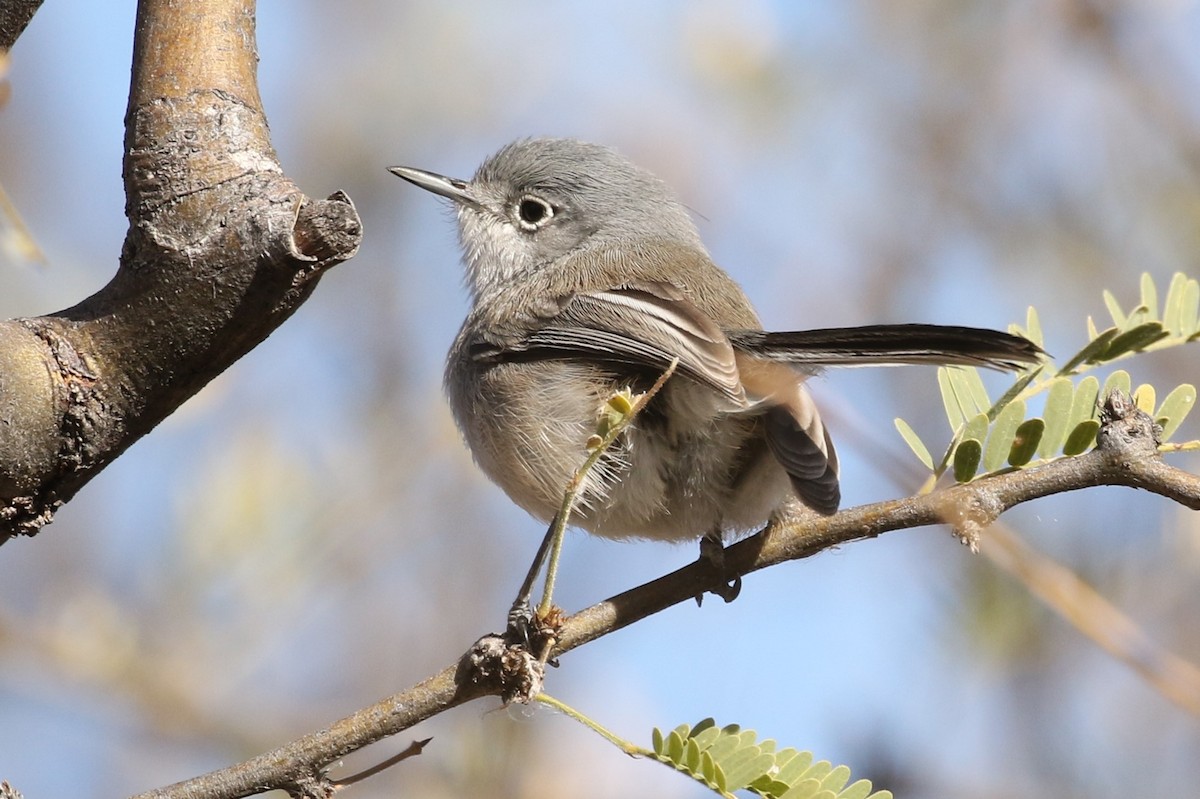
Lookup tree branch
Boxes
[0,0,43,50]
[0,0,361,542]
[131,393,1198,798]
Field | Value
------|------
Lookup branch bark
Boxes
[0,0,361,542]
[130,393,1199,799]
[0,0,43,50]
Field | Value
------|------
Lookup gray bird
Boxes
[390,138,1041,584]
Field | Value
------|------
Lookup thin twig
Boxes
[332,738,432,788]
[538,359,679,618]
[535,694,647,757]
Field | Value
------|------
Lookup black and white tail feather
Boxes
[728,324,1043,372]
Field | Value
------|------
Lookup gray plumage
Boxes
[390,138,1042,542]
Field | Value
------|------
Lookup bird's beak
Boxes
[388,165,481,208]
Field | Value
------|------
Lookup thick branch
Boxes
[0,0,361,542]
[131,394,1198,799]
[0,0,43,50]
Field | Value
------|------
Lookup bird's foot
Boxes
[696,532,742,605]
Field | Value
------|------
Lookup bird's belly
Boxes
[452,360,791,542]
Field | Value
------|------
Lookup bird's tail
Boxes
[728,324,1044,371]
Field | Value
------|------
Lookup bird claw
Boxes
[696,533,742,605]
[505,599,535,647]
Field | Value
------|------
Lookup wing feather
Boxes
[489,281,747,403]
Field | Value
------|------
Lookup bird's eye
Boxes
[516,196,553,229]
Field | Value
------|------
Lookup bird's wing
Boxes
[489,281,747,404]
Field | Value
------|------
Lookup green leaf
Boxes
[707,731,741,762]
[938,368,966,433]
[723,750,776,791]
[755,779,792,798]
[650,722,889,799]
[1125,304,1151,329]
[691,721,722,750]
[781,778,822,799]
[800,761,834,782]
[958,367,991,416]
[1063,419,1100,456]
[667,730,685,762]
[1025,305,1044,349]
[1157,384,1197,441]
[942,367,988,429]
[987,367,1041,421]
[776,750,814,784]
[1133,384,1156,414]
[1038,377,1075,457]
[1059,327,1119,374]
[894,418,934,470]
[1181,277,1200,333]
[684,737,702,770]
[964,412,990,444]
[821,764,852,793]
[1068,375,1101,428]
[1101,322,1169,360]
[1102,370,1131,401]
[700,750,722,791]
[1163,272,1189,335]
[837,781,875,799]
[984,400,1025,472]
[1103,289,1126,328]
[1140,272,1158,320]
[1008,418,1045,466]
[954,439,983,482]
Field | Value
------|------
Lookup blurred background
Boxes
[2,1,1199,796]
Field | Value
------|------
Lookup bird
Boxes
[390,138,1042,595]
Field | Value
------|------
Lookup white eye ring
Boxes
[515,195,554,230]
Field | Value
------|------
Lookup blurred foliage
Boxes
[0,49,43,267]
